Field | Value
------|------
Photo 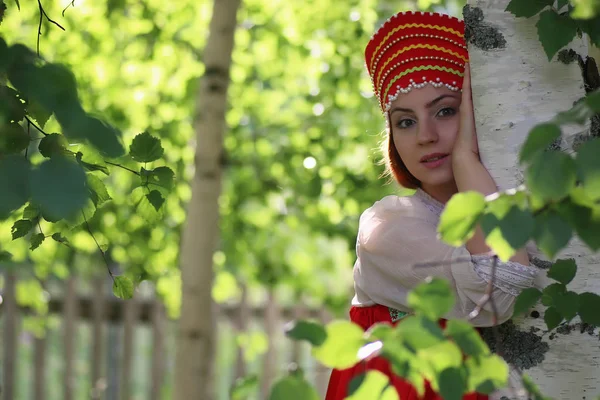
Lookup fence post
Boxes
[120,288,138,400]
[91,276,106,399]
[2,272,18,400]
[260,289,279,398]
[63,276,78,400]
[150,294,166,400]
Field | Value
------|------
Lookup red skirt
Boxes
[324,304,488,400]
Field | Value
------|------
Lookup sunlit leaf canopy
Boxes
[1,0,465,316]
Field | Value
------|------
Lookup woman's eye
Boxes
[396,119,414,129]
[438,107,456,117]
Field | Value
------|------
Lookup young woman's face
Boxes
[388,85,461,189]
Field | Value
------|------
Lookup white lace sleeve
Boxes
[352,194,542,327]
[471,254,538,296]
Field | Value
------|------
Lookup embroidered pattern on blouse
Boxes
[414,189,445,217]
[389,307,409,322]
[471,255,538,296]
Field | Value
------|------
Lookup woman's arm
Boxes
[452,64,529,265]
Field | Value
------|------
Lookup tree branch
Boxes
[37,0,66,55]
[105,161,140,176]
[82,210,114,281]
[24,116,48,136]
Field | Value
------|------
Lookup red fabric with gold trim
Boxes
[365,11,469,113]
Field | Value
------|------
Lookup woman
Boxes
[325,10,538,400]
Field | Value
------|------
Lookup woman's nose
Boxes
[416,121,438,144]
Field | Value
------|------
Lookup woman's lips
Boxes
[421,154,449,169]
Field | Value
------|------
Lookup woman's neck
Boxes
[419,181,458,204]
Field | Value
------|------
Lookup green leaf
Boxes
[131,187,163,222]
[347,374,366,396]
[513,288,543,317]
[22,203,40,220]
[75,151,109,175]
[541,282,567,306]
[505,0,553,17]
[575,138,600,200]
[438,367,467,400]
[578,292,600,325]
[557,0,569,9]
[553,291,580,320]
[38,133,68,158]
[547,259,577,285]
[113,275,134,299]
[231,375,258,400]
[444,320,489,357]
[344,371,398,400]
[86,174,111,208]
[438,192,486,246]
[129,131,164,163]
[366,323,396,341]
[11,219,33,240]
[407,278,455,320]
[26,99,52,129]
[29,157,88,221]
[142,166,175,192]
[397,316,445,351]
[0,123,29,153]
[146,190,165,211]
[544,306,563,330]
[311,320,364,369]
[556,199,600,250]
[533,211,573,259]
[0,251,12,262]
[553,91,599,125]
[51,232,69,244]
[518,123,561,163]
[481,206,534,261]
[0,155,30,219]
[570,0,600,19]
[29,233,45,250]
[536,10,579,61]
[0,85,26,123]
[82,116,125,158]
[465,355,508,394]
[526,151,576,202]
[268,376,320,400]
[522,374,552,400]
[284,320,327,346]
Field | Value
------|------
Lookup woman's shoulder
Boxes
[358,193,434,245]
[360,192,432,221]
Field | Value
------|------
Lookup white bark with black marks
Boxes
[467,1,600,399]
[174,1,241,399]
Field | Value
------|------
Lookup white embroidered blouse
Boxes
[351,188,540,327]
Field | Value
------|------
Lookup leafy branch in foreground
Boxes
[0,37,175,298]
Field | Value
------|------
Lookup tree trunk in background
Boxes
[174,1,241,399]
[468,1,599,399]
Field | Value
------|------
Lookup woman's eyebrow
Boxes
[390,94,458,114]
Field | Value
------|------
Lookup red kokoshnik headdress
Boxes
[365,11,469,113]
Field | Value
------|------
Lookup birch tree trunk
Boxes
[467,1,600,398]
[174,1,241,399]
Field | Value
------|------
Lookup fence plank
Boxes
[234,284,249,381]
[260,290,279,399]
[315,308,332,397]
[120,294,138,400]
[149,297,166,400]
[63,276,78,400]
[91,276,106,399]
[2,272,18,400]
[291,302,307,366]
[34,334,47,400]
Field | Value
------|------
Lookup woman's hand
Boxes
[452,62,480,161]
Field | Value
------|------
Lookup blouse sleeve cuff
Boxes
[471,254,539,296]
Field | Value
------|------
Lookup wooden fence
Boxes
[0,272,333,400]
